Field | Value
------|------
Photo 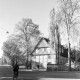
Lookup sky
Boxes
[0,0,58,58]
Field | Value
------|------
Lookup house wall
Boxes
[32,47,56,69]
[50,48,56,64]
[32,55,48,69]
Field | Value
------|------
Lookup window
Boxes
[48,55,51,59]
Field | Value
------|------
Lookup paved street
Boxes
[0,65,80,80]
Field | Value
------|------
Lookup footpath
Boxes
[0,77,80,80]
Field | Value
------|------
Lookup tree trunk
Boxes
[67,24,71,71]
[57,32,60,65]
[68,39,71,71]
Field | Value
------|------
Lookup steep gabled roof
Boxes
[30,37,50,56]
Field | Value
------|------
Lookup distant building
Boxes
[30,36,78,70]
[31,25,61,70]
[31,37,56,69]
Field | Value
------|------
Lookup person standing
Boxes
[37,64,39,70]
[13,62,19,80]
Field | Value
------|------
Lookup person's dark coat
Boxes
[13,64,19,71]
[13,64,19,78]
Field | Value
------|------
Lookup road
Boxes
[0,65,80,80]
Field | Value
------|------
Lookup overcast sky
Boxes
[0,0,58,58]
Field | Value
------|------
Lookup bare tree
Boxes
[56,0,80,70]
[49,8,61,65]
[9,18,40,68]
[2,40,21,67]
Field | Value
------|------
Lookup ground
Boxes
[0,65,80,80]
